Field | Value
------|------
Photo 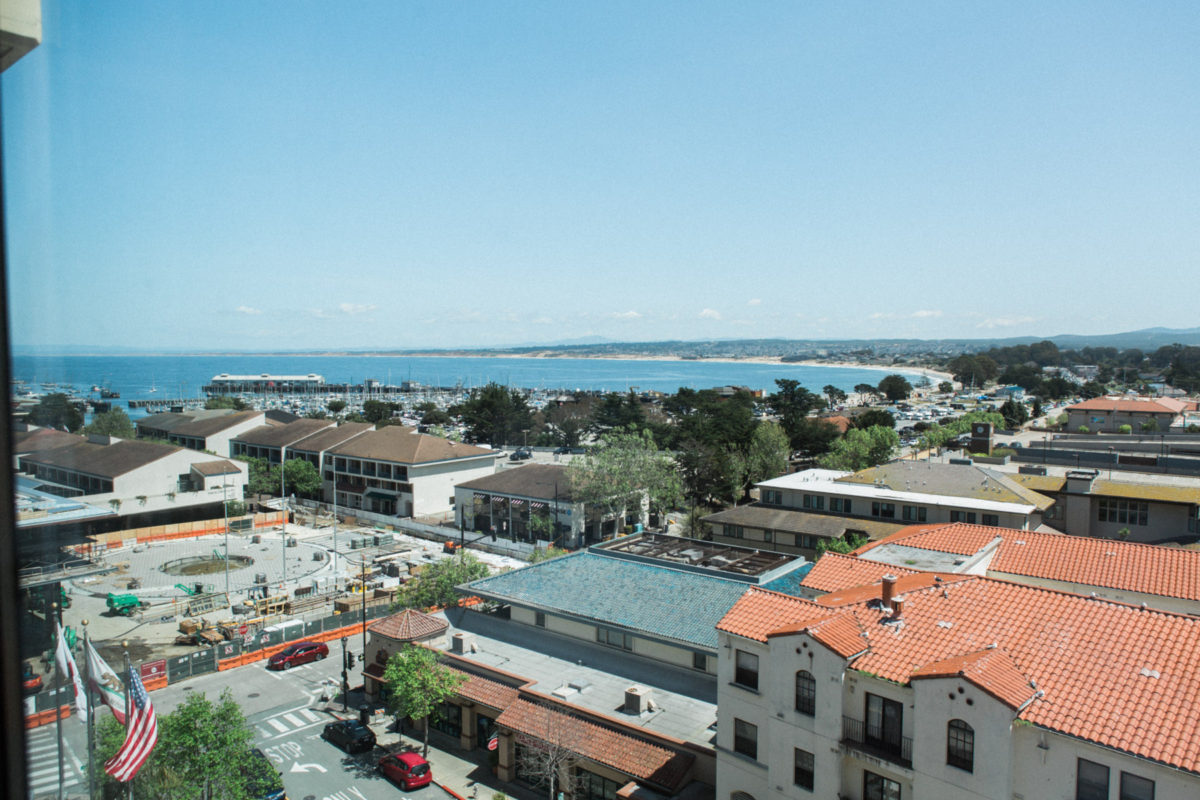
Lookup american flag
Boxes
[103,668,158,782]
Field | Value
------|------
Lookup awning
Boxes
[365,490,394,501]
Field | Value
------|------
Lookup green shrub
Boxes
[1118,424,1132,434]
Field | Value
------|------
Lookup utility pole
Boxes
[280,445,287,590]
[53,602,64,800]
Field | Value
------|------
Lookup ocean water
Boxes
[12,353,930,416]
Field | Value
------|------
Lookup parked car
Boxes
[322,720,376,754]
[267,640,328,670]
[22,664,42,695]
[509,448,532,461]
[247,748,287,800]
[378,751,433,790]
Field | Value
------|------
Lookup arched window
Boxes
[795,670,816,716]
[947,719,974,772]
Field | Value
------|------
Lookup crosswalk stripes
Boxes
[25,724,83,800]
[256,706,325,740]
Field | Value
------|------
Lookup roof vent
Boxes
[1139,668,1161,679]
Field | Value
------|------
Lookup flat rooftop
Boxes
[598,532,795,577]
[438,606,717,747]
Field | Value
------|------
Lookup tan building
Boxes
[1066,396,1187,433]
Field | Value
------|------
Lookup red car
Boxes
[267,640,328,670]
[378,752,433,790]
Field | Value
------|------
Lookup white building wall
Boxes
[409,456,496,517]
[102,450,247,515]
[910,676,1013,800]
[205,415,268,457]
[1011,725,1199,800]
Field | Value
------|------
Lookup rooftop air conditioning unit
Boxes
[624,685,652,714]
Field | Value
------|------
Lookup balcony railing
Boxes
[842,716,912,768]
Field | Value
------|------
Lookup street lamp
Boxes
[223,476,230,600]
[340,636,349,712]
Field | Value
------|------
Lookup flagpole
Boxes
[53,604,65,800]
[83,621,96,800]
[123,643,133,800]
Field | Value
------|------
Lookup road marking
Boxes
[300,708,320,722]
[289,761,328,773]
[283,713,303,727]
[267,718,289,733]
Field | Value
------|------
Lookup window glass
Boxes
[864,771,901,800]
[795,670,816,715]
[946,719,973,772]
[1119,772,1154,800]
[793,748,814,790]
[733,718,757,760]
[1076,759,1109,800]
[734,650,759,690]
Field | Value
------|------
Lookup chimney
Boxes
[881,574,898,608]
[890,596,905,619]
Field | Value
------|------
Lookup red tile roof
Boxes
[814,570,971,608]
[497,699,694,791]
[801,552,921,593]
[911,647,1037,709]
[718,579,1200,773]
[767,613,868,658]
[858,523,1200,602]
[447,667,520,712]
[1067,397,1185,414]
[368,609,449,642]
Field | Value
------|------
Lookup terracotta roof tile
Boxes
[446,667,520,712]
[718,578,1200,773]
[767,613,868,658]
[800,552,921,593]
[1068,397,1186,414]
[815,570,971,608]
[497,699,693,791]
[860,523,1200,602]
[368,609,449,641]
[911,647,1038,709]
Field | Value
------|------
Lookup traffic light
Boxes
[344,651,354,670]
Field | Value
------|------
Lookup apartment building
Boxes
[704,463,1053,559]
[1066,396,1188,433]
[136,408,269,455]
[714,573,1198,800]
[323,425,497,518]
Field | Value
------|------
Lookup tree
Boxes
[95,689,273,800]
[998,399,1029,430]
[590,391,645,434]
[395,552,490,610]
[1140,419,1159,433]
[853,409,895,430]
[420,408,452,427]
[854,383,879,403]
[30,393,84,432]
[83,408,137,439]
[283,457,321,497]
[326,399,347,414]
[938,381,954,394]
[815,532,869,556]
[382,645,467,756]
[818,426,899,472]
[740,421,789,500]
[1031,397,1043,419]
[205,395,250,411]
[528,545,570,563]
[790,417,841,458]
[877,374,913,402]
[362,399,400,424]
[224,499,248,517]
[568,428,682,526]
[767,379,824,450]
[946,355,999,388]
[822,385,847,410]
[234,456,279,497]
[514,709,587,800]
[450,383,534,447]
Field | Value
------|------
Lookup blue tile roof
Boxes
[462,552,764,649]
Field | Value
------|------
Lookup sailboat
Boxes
[148,377,157,393]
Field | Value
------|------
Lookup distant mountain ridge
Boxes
[15,327,1200,358]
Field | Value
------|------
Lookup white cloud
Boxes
[610,310,643,320]
[308,308,333,319]
[532,316,554,325]
[699,308,722,320]
[911,309,943,318]
[747,298,762,306]
[976,316,1036,329]
[235,305,262,315]
[338,303,377,315]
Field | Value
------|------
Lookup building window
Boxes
[534,612,545,627]
[950,510,978,524]
[733,718,757,760]
[831,497,852,514]
[871,502,895,519]
[734,650,759,690]
[795,670,816,715]
[863,771,901,800]
[802,494,825,510]
[723,524,744,539]
[1098,499,1149,526]
[596,627,632,651]
[763,530,773,543]
[981,514,999,526]
[798,534,816,550]
[764,490,783,505]
[1076,759,1109,800]
[901,505,926,522]
[1120,772,1154,800]
[693,652,707,671]
[793,748,814,790]
[576,768,620,800]
[946,719,973,772]
[1189,505,1199,533]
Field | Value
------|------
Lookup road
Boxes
[29,650,468,800]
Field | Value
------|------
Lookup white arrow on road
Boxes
[290,761,328,774]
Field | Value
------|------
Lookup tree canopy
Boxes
[204,395,250,411]
[382,645,467,756]
[818,426,899,472]
[876,374,913,402]
[83,408,137,439]
[450,383,534,447]
[95,689,274,800]
[395,552,490,610]
[29,393,84,432]
[283,457,321,497]
[766,379,824,449]
[568,427,681,521]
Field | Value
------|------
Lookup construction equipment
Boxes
[106,593,148,616]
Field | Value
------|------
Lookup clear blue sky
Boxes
[4,1,1198,351]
